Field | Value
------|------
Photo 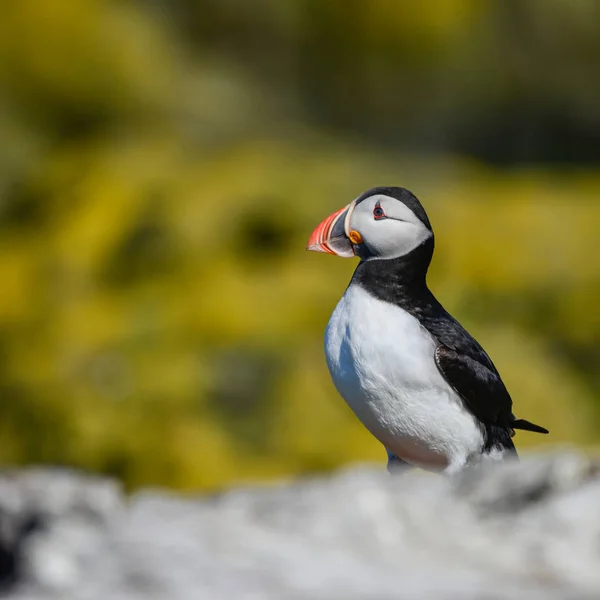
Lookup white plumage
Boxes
[325,284,490,473]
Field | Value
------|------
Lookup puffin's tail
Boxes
[512,419,549,435]
[484,420,548,464]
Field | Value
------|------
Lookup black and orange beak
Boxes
[306,203,356,258]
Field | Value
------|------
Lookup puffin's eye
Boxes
[373,204,386,220]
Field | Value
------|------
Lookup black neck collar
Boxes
[351,237,435,307]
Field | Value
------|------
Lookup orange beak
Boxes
[306,203,355,258]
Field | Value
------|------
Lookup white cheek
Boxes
[361,219,430,260]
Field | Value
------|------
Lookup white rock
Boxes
[0,450,598,599]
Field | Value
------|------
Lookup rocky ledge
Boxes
[0,450,598,599]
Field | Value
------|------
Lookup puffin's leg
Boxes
[386,449,412,474]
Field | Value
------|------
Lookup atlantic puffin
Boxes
[307,187,548,474]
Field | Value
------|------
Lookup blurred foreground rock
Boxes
[0,451,598,599]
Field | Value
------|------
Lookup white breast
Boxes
[324,284,485,472]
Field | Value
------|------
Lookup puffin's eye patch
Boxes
[373,202,387,220]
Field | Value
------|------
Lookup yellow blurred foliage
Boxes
[0,137,598,490]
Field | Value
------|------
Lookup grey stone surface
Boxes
[0,450,598,599]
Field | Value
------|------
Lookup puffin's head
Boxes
[307,187,433,261]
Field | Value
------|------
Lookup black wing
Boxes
[422,309,548,434]
[434,345,513,426]
[415,302,514,427]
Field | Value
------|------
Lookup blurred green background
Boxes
[0,0,598,490]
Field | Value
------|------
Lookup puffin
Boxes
[307,186,548,474]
